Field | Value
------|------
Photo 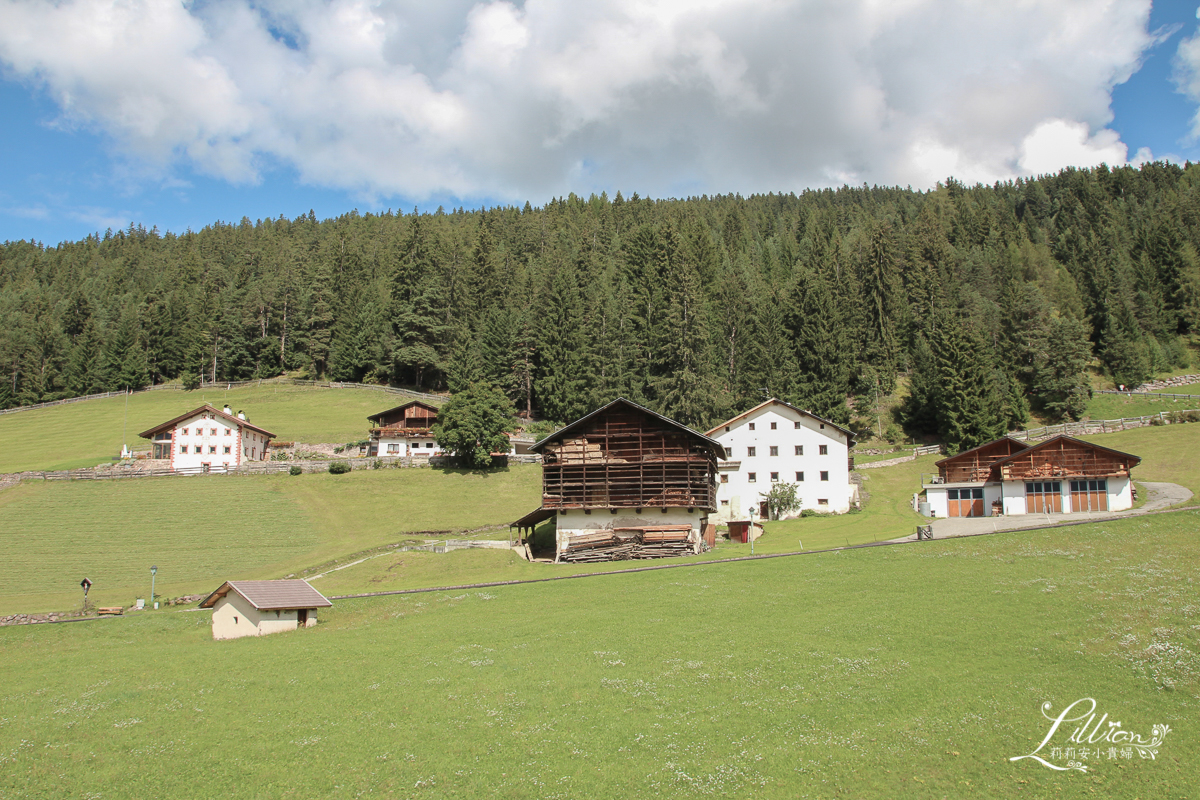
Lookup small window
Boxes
[748,472,756,483]
[819,445,828,455]
[820,424,825,429]
[426,442,434,448]
[749,422,755,430]
[720,474,728,483]
[209,446,217,454]
[795,445,803,456]
[720,499,729,506]
[387,443,400,454]
[234,616,238,624]
[194,445,203,454]
[770,421,777,430]
[770,472,779,482]
[796,471,804,481]
[225,429,231,436]
[725,447,732,458]
[769,446,778,456]
[747,447,756,457]
[818,498,829,505]
[182,428,188,436]
[794,421,801,429]
[210,428,217,436]
[223,446,231,454]
[820,471,829,481]
[725,426,730,432]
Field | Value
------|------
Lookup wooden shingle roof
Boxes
[199,580,332,610]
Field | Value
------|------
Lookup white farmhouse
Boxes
[706,398,857,521]
[138,404,276,473]
[199,580,332,640]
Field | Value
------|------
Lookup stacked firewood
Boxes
[558,527,694,562]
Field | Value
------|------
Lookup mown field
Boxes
[1084,389,1200,422]
[0,465,540,615]
[0,382,439,473]
[2,511,1196,799]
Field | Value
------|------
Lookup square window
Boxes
[748,472,756,483]
[210,428,217,436]
[225,429,231,436]
[820,424,825,429]
[796,471,804,481]
[182,428,188,436]
[747,446,756,457]
[820,471,829,481]
[770,421,777,430]
[719,474,728,483]
[223,446,231,454]
[209,446,217,454]
[818,498,829,505]
[819,445,828,455]
[725,426,730,432]
[387,443,400,454]
[770,472,779,482]
[749,422,755,430]
[769,446,778,456]
[794,421,801,429]
[795,445,803,456]
[194,445,203,454]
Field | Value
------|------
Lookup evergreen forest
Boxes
[3,162,1199,452]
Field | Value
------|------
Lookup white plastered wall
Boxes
[712,405,852,521]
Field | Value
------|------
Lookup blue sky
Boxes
[2,0,1199,247]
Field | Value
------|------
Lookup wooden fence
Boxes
[0,377,446,417]
[1094,390,1200,402]
[1011,408,1200,441]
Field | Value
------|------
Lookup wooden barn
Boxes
[511,398,725,562]
[920,435,1139,518]
[366,400,442,458]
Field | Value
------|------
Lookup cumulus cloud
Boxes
[0,0,1157,201]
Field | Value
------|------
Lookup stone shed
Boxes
[199,580,332,640]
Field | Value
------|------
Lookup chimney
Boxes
[223,405,232,415]
[237,410,246,421]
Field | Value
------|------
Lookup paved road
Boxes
[892,481,1194,542]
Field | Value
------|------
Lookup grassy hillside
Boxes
[5,419,1198,616]
[0,465,540,614]
[0,383,438,473]
[2,511,1195,798]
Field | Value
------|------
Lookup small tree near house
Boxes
[432,382,516,468]
[760,482,802,521]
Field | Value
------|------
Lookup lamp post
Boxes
[747,506,756,556]
[150,565,157,610]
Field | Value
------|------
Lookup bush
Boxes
[289,465,302,476]
[333,446,345,454]
[328,461,351,474]
[371,459,382,469]
[270,451,290,461]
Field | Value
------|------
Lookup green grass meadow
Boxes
[0,383,435,474]
[2,512,1196,799]
[0,465,540,615]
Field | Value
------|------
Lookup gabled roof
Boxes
[934,435,1028,468]
[530,397,726,459]
[138,404,276,440]
[705,398,855,444]
[989,434,1141,470]
[199,580,332,610]
[367,399,440,423]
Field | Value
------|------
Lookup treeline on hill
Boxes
[2,163,1199,452]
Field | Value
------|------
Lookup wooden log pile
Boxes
[558,526,695,562]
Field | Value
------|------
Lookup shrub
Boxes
[371,459,382,470]
[289,465,302,476]
[333,446,345,454]
[270,451,290,461]
[328,461,351,475]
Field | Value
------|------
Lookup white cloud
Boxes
[1018,119,1130,177]
[0,0,1158,201]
